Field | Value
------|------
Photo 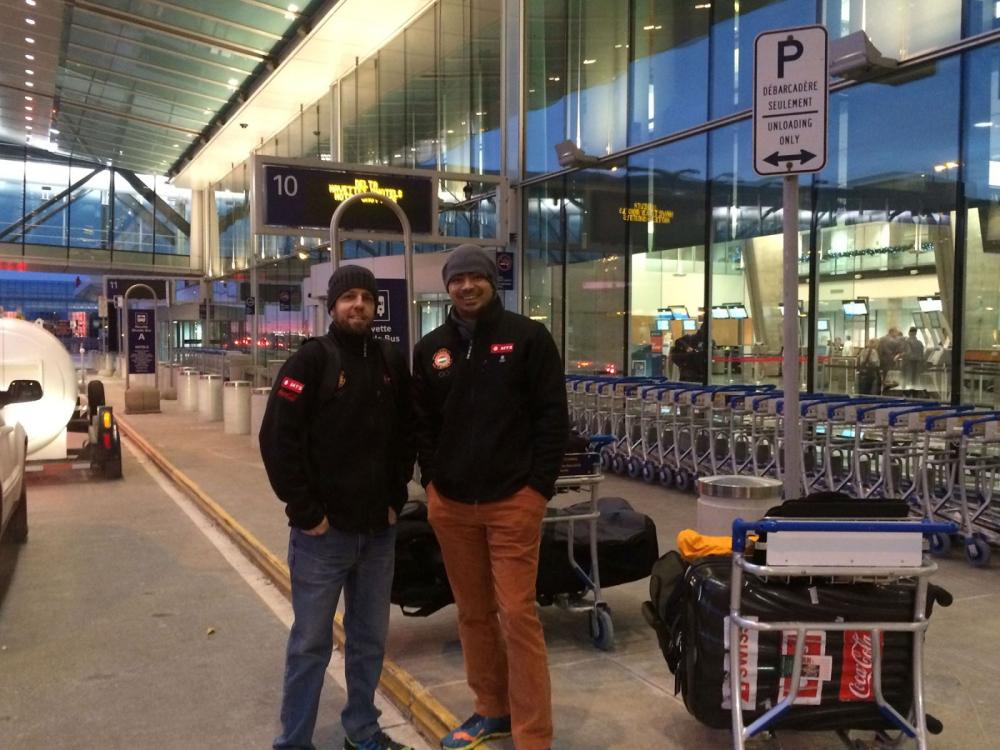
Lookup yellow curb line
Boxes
[117,416,459,744]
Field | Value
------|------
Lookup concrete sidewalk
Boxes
[104,376,1000,749]
[0,429,427,750]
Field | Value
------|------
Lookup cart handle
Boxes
[924,409,997,429]
[886,403,965,426]
[731,518,958,553]
[961,411,1000,435]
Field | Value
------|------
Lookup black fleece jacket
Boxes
[259,323,414,532]
[412,297,568,503]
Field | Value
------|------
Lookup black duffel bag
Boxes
[392,497,658,616]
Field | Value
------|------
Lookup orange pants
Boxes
[427,483,552,750]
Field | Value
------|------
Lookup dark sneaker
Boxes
[440,713,512,750]
[344,729,414,750]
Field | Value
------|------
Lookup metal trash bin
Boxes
[695,475,783,536]
[250,386,271,449]
[198,373,223,422]
[177,369,200,412]
[223,380,252,435]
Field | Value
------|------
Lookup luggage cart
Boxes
[728,517,956,750]
[545,439,615,651]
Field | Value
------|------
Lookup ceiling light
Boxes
[26,116,33,121]
[975,121,993,128]
[548,76,560,82]
[25,17,35,25]
[945,161,959,169]
[695,2,712,8]
[25,125,32,130]
[227,78,238,86]
[173,143,179,148]
[26,0,36,6]
[25,54,34,61]
[25,36,34,43]
[583,59,597,64]
[933,164,946,172]
[25,105,32,111]
[24,95,32,101]
[50,128,59,134]
[25,69,34,76]
[25,81,33,87]
[446,129,454,134]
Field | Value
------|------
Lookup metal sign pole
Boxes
[782,176,801,499]
[328,192,415,367]
[753,23,828,500]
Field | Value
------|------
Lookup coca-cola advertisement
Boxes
[839,630,884,702]
[777,631,832,706]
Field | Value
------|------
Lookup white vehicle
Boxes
[1,379,43,544]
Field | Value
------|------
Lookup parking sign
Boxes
[753,25,828,176]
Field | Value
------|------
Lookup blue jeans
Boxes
[273,524,397,750]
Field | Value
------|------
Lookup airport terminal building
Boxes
[6,3,1000,750]
[0,0,999,405]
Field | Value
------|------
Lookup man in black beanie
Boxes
[412,245,568,750]
[260,264,415,750]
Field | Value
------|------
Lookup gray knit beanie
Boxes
[441,245,497,289]
[326,265,378,311]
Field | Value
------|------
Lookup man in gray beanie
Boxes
[260,264,415,750]
[413,245,568,750]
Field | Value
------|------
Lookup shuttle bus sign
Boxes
[753,25,828,176]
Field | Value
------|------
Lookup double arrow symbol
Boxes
[763,149,817,169]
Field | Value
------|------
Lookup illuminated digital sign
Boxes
[260,164,433,234]
[618,201,674,224]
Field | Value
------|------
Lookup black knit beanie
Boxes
[326,265,378,311]
[441,245,497,289]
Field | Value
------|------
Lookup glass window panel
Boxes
[626,137,708,380]
[154,176,191,256]
[440,0,474,172]
[813,59,959,400]
[962,42,1000,406]
[356,59,379,165]
[406,8,439,168]
[68,162,110,251]
[24,154,70,251]
[0,145,26,255]
[216,165,250,274]
[524,0,627,174]
[710,0,815,119]
[524,179,566,355]
[966,0,1000,35]
[823,0,961,58]
[380,35,408,167]
[709,120,801,387]
[525,0,568,175]
[629,1,710,144]
[112,170,155,255]
[341,70,359,162]
[468,0,502,175]
[564,169,626,375]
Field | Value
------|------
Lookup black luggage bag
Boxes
[642,493,952,733]
[392,497,658,616]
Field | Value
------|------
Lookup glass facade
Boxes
[521,0,1000,405]
[0,144,191,265]
[6,0,1000,404]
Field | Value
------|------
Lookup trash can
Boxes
[177,369,200,412]
[250,386,271,449]
[695,475,783,537]
[223,380,252,435]
[198,374,223,422]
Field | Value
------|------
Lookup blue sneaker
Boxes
[440,713,512,750]
[345,729,414,750]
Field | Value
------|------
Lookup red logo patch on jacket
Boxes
[278,376,304,402]
[490,343,514,355]
[432,348,453,370]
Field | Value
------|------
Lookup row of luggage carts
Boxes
[565,375,1000,567]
